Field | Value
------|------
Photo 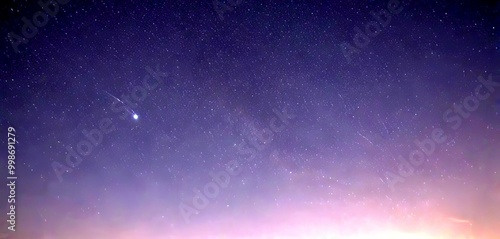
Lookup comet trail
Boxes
[104,90,139,120]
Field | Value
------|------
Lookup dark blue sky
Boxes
[1,0,499,238]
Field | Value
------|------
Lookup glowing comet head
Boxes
[133,114,139,120]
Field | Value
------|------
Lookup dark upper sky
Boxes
[0,0,499,238]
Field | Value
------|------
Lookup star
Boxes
[3,1,498,238]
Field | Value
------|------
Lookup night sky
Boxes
[1,0,499,238]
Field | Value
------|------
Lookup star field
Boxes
[0,0,499,238]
